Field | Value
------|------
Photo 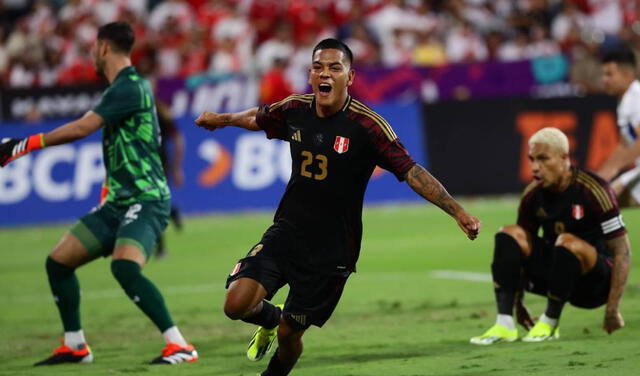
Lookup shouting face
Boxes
[308,48,354,116]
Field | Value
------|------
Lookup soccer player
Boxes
[597,48,640,206]
[195,38,481,376]
[0,22,197,365]
[470,127,630,345]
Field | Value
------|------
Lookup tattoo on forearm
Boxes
[407,165,459,216]
[606,236,632,309]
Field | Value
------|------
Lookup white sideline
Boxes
[429,270,492,283]
[4,270,491,304]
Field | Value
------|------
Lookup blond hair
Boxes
[528,127,569,154]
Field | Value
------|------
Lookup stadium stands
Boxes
[0,0,637,93]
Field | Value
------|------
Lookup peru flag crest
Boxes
[334,136,350,154]
[572,204,584,220]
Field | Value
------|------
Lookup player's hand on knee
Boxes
[603,310,624,334]
[195,111,227,131]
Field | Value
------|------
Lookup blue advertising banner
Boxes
[0,102,426,226]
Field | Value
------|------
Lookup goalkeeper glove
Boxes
[0,133,46,167]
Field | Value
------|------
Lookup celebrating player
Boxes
[195,38,481,376]
[0,22,197,365]
[598,48,640,206]
[470,127,631,345]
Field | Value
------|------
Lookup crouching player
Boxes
[471,127,631,344]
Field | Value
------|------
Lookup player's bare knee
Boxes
[498,225,525,240]
[223,298,250,320]
[497,225,529,253]
[277,324,304,346]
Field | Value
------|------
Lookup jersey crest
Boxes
[572,204,584,220]
[334,136,350,154]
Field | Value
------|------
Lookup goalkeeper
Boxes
[0,22,197,365]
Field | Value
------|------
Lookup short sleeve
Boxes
[594,186,626,240]
[255,104,288,141]
[93,85,140,125]
[365,121,415,181]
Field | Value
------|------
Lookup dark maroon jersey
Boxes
[256,94,416,271]
[518,167,626,251]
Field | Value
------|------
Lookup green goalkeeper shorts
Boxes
[70,200,170,260]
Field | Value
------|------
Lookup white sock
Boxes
[539,313,558,327]
[64,330,87,350]
[496,314,516,330]
[162,326,188,347]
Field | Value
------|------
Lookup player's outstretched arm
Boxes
[405,164,481,240]
[597,138,640,181]
[195,107,260,132]
[0,111,103,167]
[603,234,632,334]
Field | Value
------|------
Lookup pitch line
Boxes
[428,270,492,283]
[5,271,491,304]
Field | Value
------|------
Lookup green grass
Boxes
[1,198,639,375]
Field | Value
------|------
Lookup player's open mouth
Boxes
[319,83,332,96]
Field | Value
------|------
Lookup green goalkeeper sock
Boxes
[111,259,175,332]
[46,256,81,331]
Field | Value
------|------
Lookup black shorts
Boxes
[524,237,612,308]
[226,223,351,330]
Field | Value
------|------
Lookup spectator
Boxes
[552,0,590,47]
[344,21,381,66]
[413,30,448,66]
[92,0,123,25]
[0,25,9,78]
[498,29,531,61]
[255,24,294,74]
[259,57,294,105]
[445,20,488,63]
[528,23,561,58]
[208,35,247,75]
[149,0,193,33]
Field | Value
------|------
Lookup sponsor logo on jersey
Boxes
[572,204,584,220]
[334,136,349,154]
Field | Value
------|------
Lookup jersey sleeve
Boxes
[590,182,626,240]
[255,100,289,141]
[365,119,416,181]
[93,84,140,125]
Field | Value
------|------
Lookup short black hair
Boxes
[97,22,135,54]
[312,38,354,66]
[602,47,637,69]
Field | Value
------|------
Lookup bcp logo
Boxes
[197,139,233,187]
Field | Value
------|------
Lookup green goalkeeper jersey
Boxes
[93,66,170,205]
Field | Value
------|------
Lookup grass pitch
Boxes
[1,198,639,376]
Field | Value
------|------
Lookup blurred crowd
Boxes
[1,0,640,98]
